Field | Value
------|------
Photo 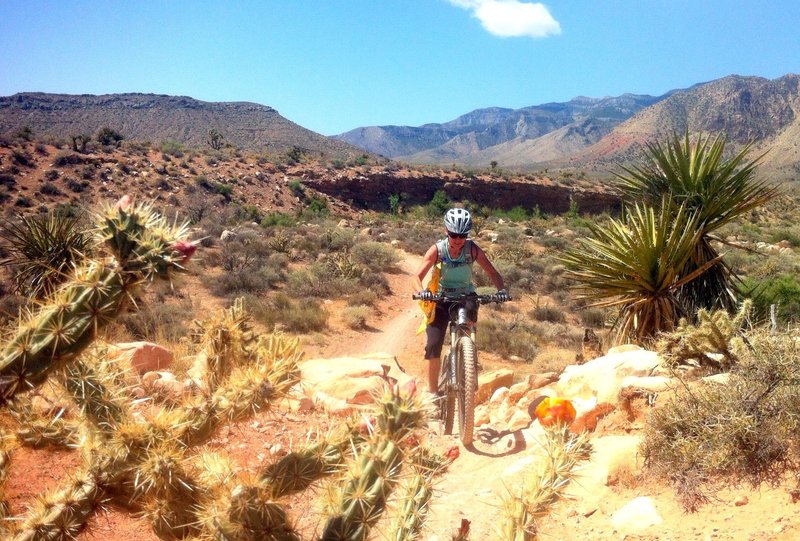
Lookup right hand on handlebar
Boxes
[417,290,435,301]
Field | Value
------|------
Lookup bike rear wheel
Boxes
[456,336,478,446]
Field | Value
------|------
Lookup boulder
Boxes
[527,372,559,390]
[111,341,173,375]
[476,369,513,404]
[556,349,663,404]
[607,344,642,355]
[220,229,237,241]
[610,497,663,533]
[298,354,413,413]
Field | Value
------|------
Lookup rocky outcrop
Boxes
[302,171,620,214]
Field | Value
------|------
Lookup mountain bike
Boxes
[413,292,511,445]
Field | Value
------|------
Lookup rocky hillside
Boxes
[573,74,800,180]
[335,94,662,163]
[0,93,363,157]
[337,73,800,181]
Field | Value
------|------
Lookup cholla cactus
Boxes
[0,196,195,403]
[499,427,592,541]
[657,300,753,373]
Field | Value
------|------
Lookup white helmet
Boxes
[444,208,472,235]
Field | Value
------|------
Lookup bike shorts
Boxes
[424,300,479,359]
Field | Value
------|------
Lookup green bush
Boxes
[271,293,328,332]
[351,241,400,272]
[743,274,800,322]
[477,319,539,361]
[346,289,379,307]
[261,212,296,228]
[341,305,371,329]
[161,140,184,157]
[426,190,450,218]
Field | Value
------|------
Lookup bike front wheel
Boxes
[456,336,478,446]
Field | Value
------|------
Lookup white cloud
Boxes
[446,0,561,39]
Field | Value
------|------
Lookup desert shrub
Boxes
[270,293,328,332]
[743,274,800,323]
[161,140,184,157]
[315,227,355,253]
[43,169,59,181]
[52,151,84,167]
[539,235,569,250]
[11,150,33,167]
[579,307,607,328]
[14,196,33,208]
[81,165,95,180]
[341,305,372,329]
[346,289,379,307]
[286,263,359,298]
[426,190,450,218]
[528,320,583,349]
[261,212,295,228]
[0,188,9,204]
[532,348,576,374]
[643,330,800,511]
[38,181,63,196]
[477,319,539,361]
[0,173,17,188]
[118,297,194,344]
[531,305,566,323]
[357,269,390,294]
[351,241,400,272]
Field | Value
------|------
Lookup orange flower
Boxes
[534,397,576,427]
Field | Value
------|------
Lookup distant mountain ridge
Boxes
[0,92,362,157]
[335,74,800,180]
[335,93,664,163]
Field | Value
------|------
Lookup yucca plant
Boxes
[0,211,92,299]
[613,132,777,314]
[562,200,713,342]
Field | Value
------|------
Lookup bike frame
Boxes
[441,303,476,393]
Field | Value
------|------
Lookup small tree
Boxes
[426,190,450,218]
[207,128,224,150]
[70,134,91,153]
[96,127,124,147]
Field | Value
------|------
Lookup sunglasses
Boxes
[448,232,468,239]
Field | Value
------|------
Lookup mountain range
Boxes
[336,74,800,180]
[1,74,799,180]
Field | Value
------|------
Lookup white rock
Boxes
[557,349,663,404]
[610,497,663,532]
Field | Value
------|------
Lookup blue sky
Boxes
[2,1,798,135]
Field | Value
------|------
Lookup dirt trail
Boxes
[323,250,548,539]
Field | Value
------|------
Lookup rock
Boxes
[528,372,559,390]
[337,219,349,228]
[220,229,237,241]
[570,402,615,433]
[556,349,663,404]
[610,497,663,532]
[489,386,509,405]
[111,342,173,375]
[607,344,642,355]
[734,495,749,506]
[507,381,530,403]
[507,409,533,432]
[390,239,400,247]
[474,404,491,426]
[619,375,673,395]
[702,373,730,385]
[359,227,372,237]
[297,354,413,413]
[477,369,514,404]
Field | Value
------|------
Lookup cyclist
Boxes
[414,207,509,394]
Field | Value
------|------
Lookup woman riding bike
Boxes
[413,207,509,394]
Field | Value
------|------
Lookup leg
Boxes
[427,356,441,394]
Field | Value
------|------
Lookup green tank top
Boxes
[435,238,475,293]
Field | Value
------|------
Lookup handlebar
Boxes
[412,292,511,304]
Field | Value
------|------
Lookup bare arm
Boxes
[413,245,439,291]
[474,244,505,291]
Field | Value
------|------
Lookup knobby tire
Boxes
[456,336,477,446]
